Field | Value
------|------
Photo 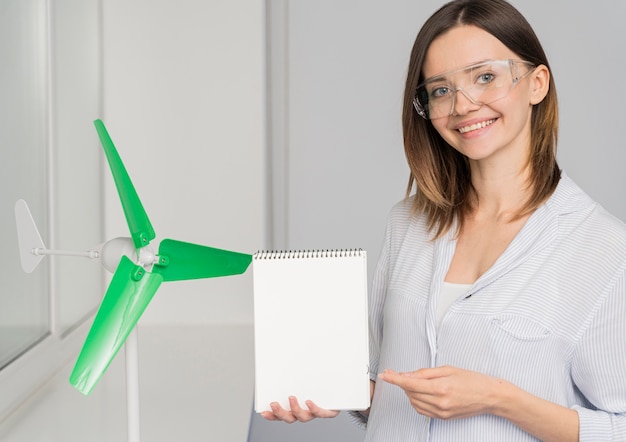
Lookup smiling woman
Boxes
[260,1,626,441]
[367,1,625,440]
[404,15,559,239]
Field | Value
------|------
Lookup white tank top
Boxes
[437,282,472,330]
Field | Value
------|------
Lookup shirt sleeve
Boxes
[345,410,368,430]
[571,268,626,441]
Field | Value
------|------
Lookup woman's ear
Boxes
[529,64,550,105]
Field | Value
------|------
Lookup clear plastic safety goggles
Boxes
[413,59,536,120]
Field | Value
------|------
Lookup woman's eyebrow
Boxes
[424,59,495,83]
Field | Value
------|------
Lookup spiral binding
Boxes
[254,249,364,259]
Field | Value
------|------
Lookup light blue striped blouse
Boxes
[352,173,626,441]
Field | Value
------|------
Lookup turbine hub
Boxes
[137,246,157,270]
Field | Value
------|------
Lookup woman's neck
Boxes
[468,161,532,222]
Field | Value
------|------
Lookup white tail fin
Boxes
[15,199,46,273]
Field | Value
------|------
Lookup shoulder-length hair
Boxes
[403,0,560,238]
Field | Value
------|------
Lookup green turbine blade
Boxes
[94,119,156,249]
[152,239,251,281]
[70,256,163,395]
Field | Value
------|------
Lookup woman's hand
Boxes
[260,396,340,423]
[378,365,501,420]
[378,366,579,442]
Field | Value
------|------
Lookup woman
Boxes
[263,1,626,440]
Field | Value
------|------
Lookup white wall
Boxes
[102,0,266,326]
[0,2,266,437]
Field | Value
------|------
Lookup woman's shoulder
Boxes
[388,195,413,218]
[552,172,626,246]
[387,195,423,225]
[384,195,432,239]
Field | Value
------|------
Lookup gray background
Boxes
[250,0,626,440]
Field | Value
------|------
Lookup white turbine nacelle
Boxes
[100,237,158,273]
[100,237,135,272]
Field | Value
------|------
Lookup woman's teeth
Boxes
[458,119,496,134]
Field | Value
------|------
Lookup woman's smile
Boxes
[457,118,497,134]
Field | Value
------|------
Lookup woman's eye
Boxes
[430,86,450,99]
[476,73,495,84]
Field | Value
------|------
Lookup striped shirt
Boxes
[351,173,626,441]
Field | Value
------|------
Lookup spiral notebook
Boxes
[252,250,370,413]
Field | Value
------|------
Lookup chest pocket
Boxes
[482,314,573,393]
[491,314,552,341]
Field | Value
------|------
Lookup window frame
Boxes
[0,0,103,421]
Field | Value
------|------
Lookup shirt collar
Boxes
[431,172,592,294]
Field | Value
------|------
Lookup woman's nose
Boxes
[450,88,481,116]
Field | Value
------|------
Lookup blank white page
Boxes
[252,250,370,413]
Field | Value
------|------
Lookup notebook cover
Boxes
[252,250,370,413]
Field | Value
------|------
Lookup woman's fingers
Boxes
[305,400,340,418]
[260,397,339,423]
[268,401,298,423]
[288,396,315,422]
[259,411,280,421]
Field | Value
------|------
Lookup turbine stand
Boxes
[126,328,141,442]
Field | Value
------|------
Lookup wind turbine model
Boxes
[15,119,252,400]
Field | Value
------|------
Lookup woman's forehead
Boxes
[422,25,516,79]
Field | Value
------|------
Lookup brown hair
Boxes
[403,0,560,238]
